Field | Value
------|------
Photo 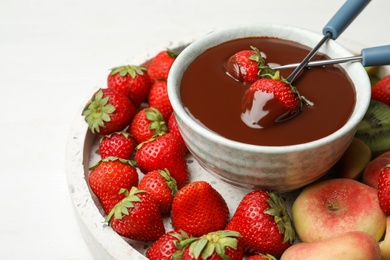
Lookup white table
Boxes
[1,0,388,259]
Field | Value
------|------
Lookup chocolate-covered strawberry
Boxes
[241,70,308,129]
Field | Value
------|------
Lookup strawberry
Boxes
[147,49,178,82]
[371,74,390,106]
[171,181,230,237]
[98,132,136,160]
[178,230,243,260]
[128,107,168,144]
[225,190,295,257]
[247,253,277,260]
[146,229,190,260]
[82,88,137,135]
[224,46,262,83]
[88,157,138,215]
[378,164,390,214]
[168,113,188,152]
[135,133,189,188]
[241,70,307,129]
[148,80,173,121]
[107,65,152,108]
[138,169,178,215]
[105,187,165,241]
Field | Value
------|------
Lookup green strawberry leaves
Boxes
[82,88,116,133]
[110,65,147,78]
[264,191,296,245]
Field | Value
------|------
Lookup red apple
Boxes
[292,178,386,242]
[362,150,390,189]
[280,231,381,260]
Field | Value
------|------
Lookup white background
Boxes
[0,0,389,259]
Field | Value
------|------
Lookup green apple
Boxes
[292,178,386,242]
[280,231,381,260]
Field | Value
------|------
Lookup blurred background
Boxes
[0,0,388,259]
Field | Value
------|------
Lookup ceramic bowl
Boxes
[167,23,371,192]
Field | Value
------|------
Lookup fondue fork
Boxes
[271,45,390,70]
[286,0,371,83]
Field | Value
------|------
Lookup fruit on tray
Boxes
[292,178,387,243]
[178,230,243,260]
[128,107,168,144]
[332,137,371,179]
[147,50,177,82]
[98,132,136,160]
[105,186,165,241]
[82,47,390,259]
[148,80,173,121]
[378,164,390,214]
[362,150,390,189]
[82,88,137,135]
[280,231,381,260]
[138,168,178,215]
[107,65,152,108]
[226,190,295,258]
[355,99,390,157]
[146,229,190,260]
[135,132,189,188]
[171,181,230,237]
[88,156,139,215]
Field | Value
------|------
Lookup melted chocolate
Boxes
[180,37,356,146]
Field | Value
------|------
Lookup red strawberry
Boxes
[147,50,178,82]
[179,230,243,260]
[82,88,137,135]
[146,229,190,260]
[225,47,262,83]
[88,157,138,215]
[138,169,178,215]
[105,187,165,241]
[241,71,306,129]
[247,253,277,260]
[171,181,229,237]
[168,113,188,152]
[225,190,295,257]
[148,80,173,121]
[378,164,390,214]
[128,107,168,144]
[98,132,136,160]
[107,65,152,108]
[135,133,189,188]
[371,74,390,106]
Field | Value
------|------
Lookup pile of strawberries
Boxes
[82,49,297,259]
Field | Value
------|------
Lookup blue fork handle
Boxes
[362,45,390,66]
[323,0,371,40]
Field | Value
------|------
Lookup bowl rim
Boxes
[167,23,371,154]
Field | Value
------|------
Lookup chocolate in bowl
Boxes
[180,36,356,146]
[167,23,371,191]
